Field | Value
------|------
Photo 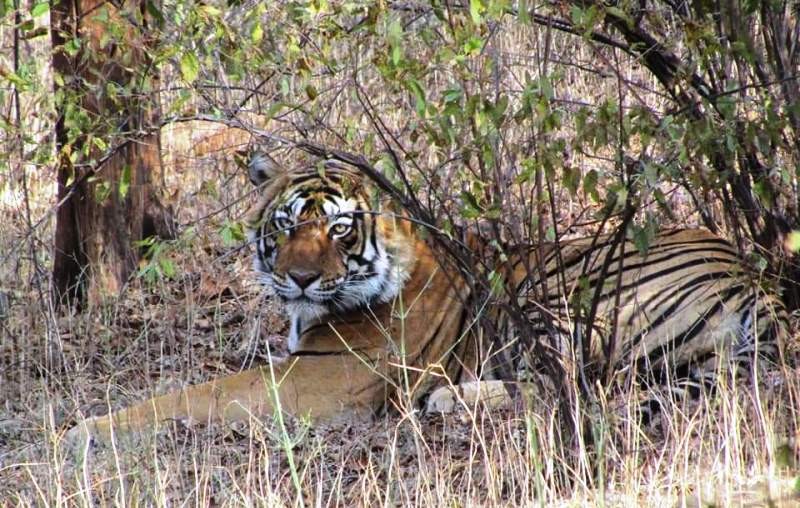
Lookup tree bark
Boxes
[51,0,173,306]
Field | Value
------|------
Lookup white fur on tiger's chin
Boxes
[248,245,408,353]
[285,301,328,352]
[279,255,411,353]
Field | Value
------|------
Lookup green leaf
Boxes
[158,258,177,279]
[30,2,49,17]
[643,162,659,186]
[459,190,482,219]
[518,0,530,24]
[146,0,165,25]
[386,18,402,47]
[64,38,81,57]
[220,221,246,247]
[785,231,800,253]
[463,36,483,56]
[775,443,794,469]
[1,70,29,88]
[251,23,263,44]
[490,96,508,126]
[752,253,768,272]
[563,166,580,195]
[605,6,632,26]
[91,137,107,151]
[391,45,402,66]
[134,236,156,250]
[753,179,774,207]
[200,180,218,199]
[583,169,600,202]
[305,84,318,100]
[631,225,652,255]
[94,180,111,203]
[407,79,427,117]
[119,164,131,199]
[488,270,504,296]
[180,52,200,83]
[443,87,462,104]
[469,0,483,25]
[265,101,285,119]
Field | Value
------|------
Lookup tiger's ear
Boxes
[236,149,284,186]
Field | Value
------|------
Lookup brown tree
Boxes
[51,0,173,305]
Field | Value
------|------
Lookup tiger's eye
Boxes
[329,223,351,237]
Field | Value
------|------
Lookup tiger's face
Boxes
[244,152,415,349]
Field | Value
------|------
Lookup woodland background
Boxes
[1,0,800,505]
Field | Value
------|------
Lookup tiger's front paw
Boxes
[62,420,96,458]
[426,385,461,413]
[62,415,115,457]
[425,380,515,414]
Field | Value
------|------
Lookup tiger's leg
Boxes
[66,352,387,446]
[425,380,535,413]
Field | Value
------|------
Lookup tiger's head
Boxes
[243,151,416,349]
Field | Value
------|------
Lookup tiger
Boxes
[66,152,788,444]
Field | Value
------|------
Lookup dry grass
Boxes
[0,123,798,506]
[2,326,799,506]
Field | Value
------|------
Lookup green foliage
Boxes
[180,52,200,83]
[4,0,798,350]
[135,236,178,284]
[3,0,795,241]
[785,232,800,254]
[134,229,198,284]
[220,220,246,247]
[630,220,657,255]
[93,179,112,204]
[118,164,131,199]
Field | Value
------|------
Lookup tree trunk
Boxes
[51,0,173,306]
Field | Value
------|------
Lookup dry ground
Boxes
[1,122,799,506]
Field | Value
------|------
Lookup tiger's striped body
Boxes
[494,229,786,394]
[67,156,788,443]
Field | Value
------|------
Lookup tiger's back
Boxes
[498,228,788,390]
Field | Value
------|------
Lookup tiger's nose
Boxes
[288,270,321,289]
